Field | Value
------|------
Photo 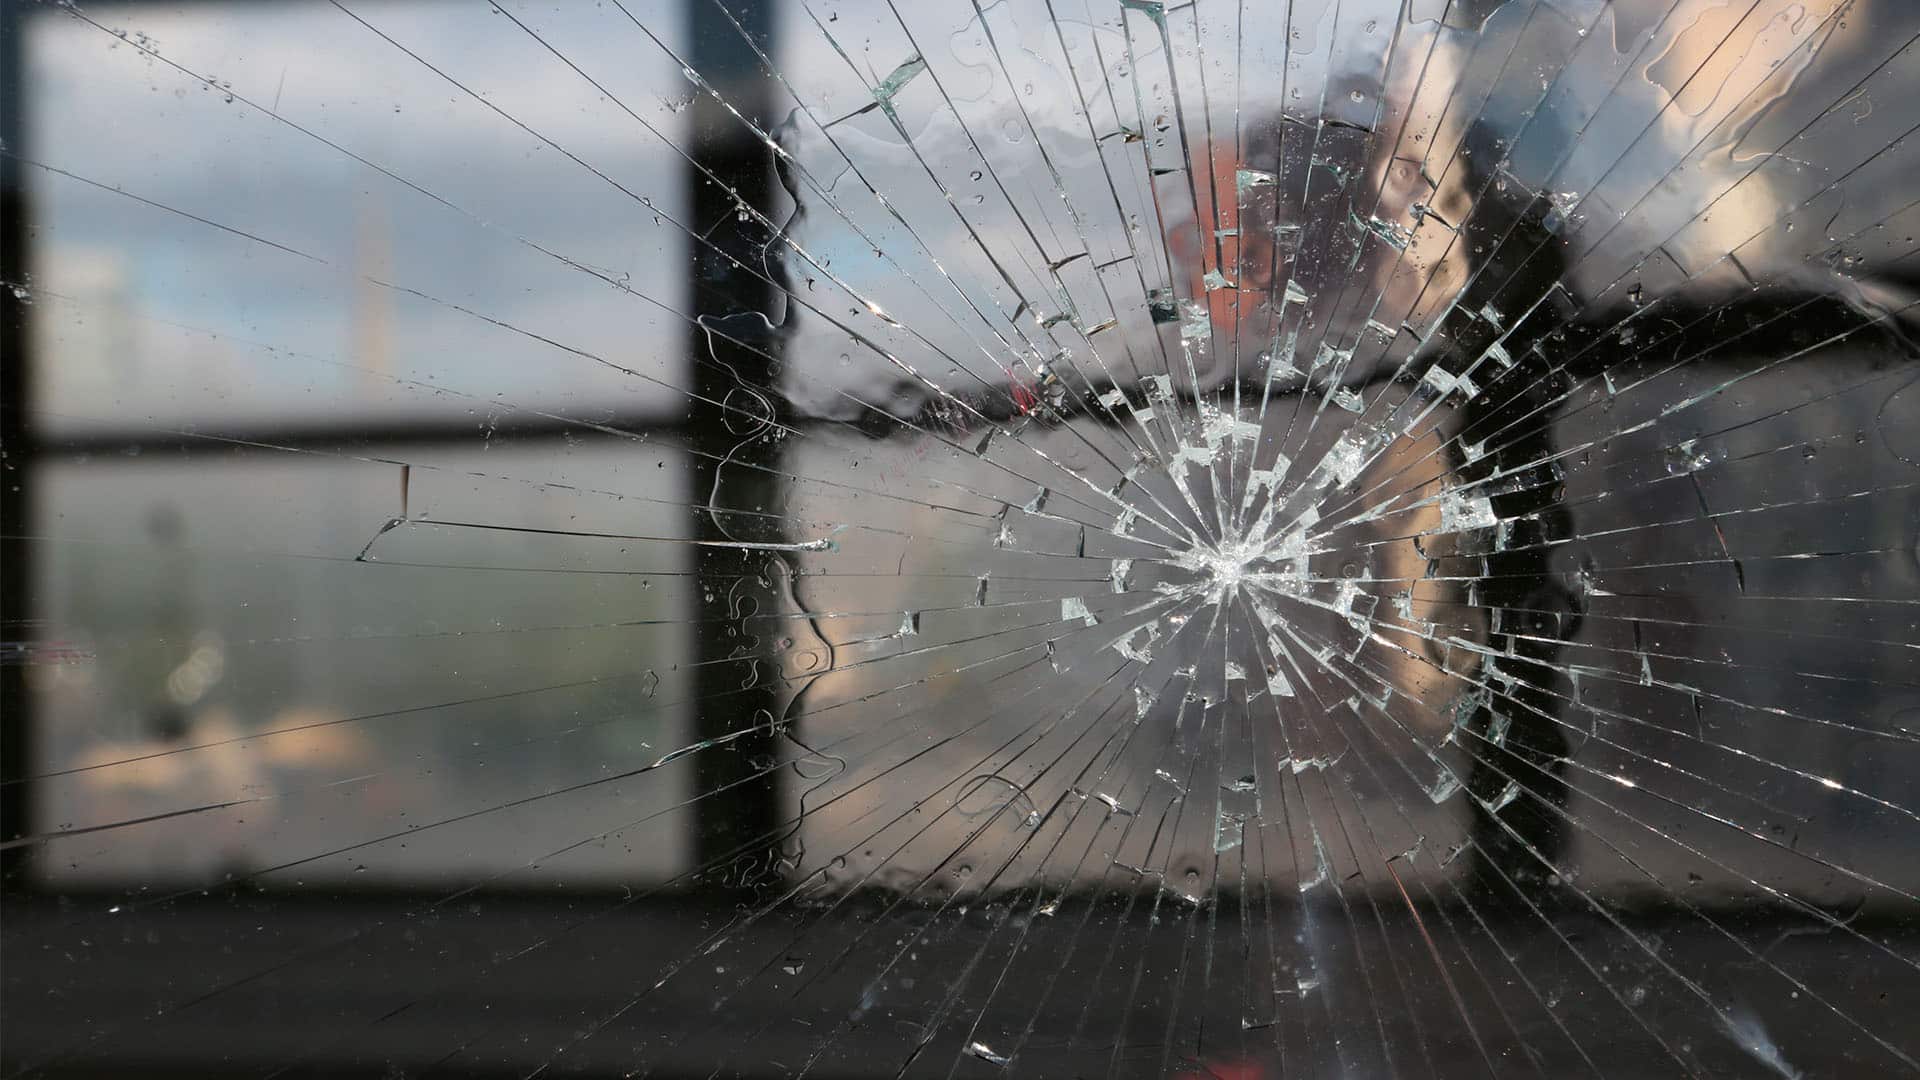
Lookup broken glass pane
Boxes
[6,0,1920,1076]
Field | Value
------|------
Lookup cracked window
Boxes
[5,1,1920,1076]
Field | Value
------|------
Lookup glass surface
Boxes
[6,0,1920,1076]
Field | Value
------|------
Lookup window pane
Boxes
[26,0,692,431]
[33,442,693,887]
